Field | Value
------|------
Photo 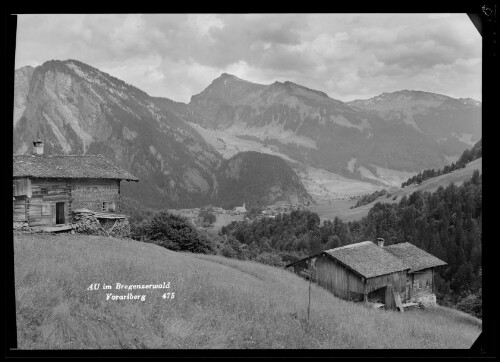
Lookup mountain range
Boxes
[13,60,310,209]
[187,73,481,177]
[13,59,481,209]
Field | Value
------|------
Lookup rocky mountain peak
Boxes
[13,59,226,209]
[190,73,266,107]
[16,65,35,75]
[14,66,36,127]
[219,72,237,79]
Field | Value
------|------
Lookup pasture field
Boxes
[14,233,481,349]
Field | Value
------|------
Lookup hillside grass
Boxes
[14,233,481,349]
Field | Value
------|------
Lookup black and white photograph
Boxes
[7,11,491,354]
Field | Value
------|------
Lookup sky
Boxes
[15,14,482,103]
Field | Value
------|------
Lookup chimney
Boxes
[376,238,385,247]
[33,140,44,155]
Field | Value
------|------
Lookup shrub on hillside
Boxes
[118,196,156,227]
[131,211,213,254]
[219,242,238,258]
[254,252,286,267]
[280,252,301,266]
[456,291,482,319]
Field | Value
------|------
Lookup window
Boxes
[102,202,108,211]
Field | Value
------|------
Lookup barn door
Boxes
[56,202,65,224]
[385,284,394,310]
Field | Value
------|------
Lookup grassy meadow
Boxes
[14,232,481,349]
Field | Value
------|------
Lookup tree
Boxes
[325,235,341,250]
[471,169,480,185]
[132,211,213,254]
[456,290,482,318]
[259,237,272,252]
[308,236,322,255]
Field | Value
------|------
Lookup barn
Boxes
[13,141,139,230]
[286,238,446,311]
[385,242,447,306]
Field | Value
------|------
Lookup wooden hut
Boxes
[13,141,138,229]
[287,240,409,310]
[385,242,447,306]
[286,239,447,310]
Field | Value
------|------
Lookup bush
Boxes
[131,211,213,254]
[280,252,301,266]
[219,242,238,258]
[456,291,482,319]
[118,196,156,227]
[254,252,286,267]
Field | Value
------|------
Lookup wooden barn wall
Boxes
[366,271,406,295]
[291,254,410,310]
[68,179,120,215]
[408,269,433,301]
[315,254,365,300]
[27,178,69,226]
[13,177,31,222]
[14,178,121,226]
[366,270,407,309]
[13,197,27,222]
[13,177,31,198]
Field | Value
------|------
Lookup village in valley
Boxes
[169,201,310,229]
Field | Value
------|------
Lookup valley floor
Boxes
[187,122,416,202]
[13,233,481,349]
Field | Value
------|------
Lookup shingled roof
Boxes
[13,155,139,181]
[323,241,410,279]
[385,242,447,272]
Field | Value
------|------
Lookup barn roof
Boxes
[384,242,447,272]
[323,241,409,279]
[13,155,139,181]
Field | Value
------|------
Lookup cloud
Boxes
[15,13,481,103]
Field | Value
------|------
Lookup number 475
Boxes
[162,292,175,299]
